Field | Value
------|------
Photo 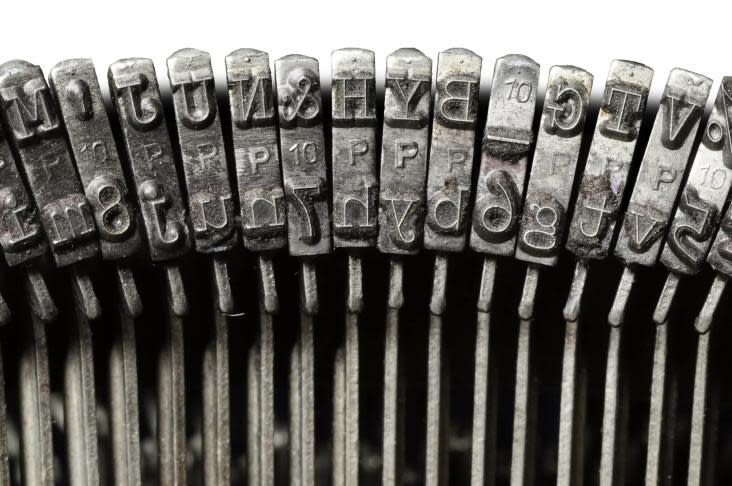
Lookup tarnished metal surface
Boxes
[275,54,330,257]
[470,55,539,257]
[226,49,287,253]
[0,60,100,268]
[515,65,593,267]
[378,48,432,255]
[331,48,378,250]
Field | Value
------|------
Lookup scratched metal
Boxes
[108,58,191,263]
[64,290,100,486]
[0,346,8,485]
[109,304,142,486]
[614,69,712,267]
[275,54,331,256]
[0,123,47,267]
[331,48,378,249]
[424,48,481,252]
[0,60,100,267]
[515,65,593,267]
[226,49,287,253]
[378,48,432,255]
[659,78,732,275]
[50,58,143,262]
[566,60,653,261]
[470,55,539,256]
[167,48,237,254]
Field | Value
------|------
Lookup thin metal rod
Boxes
[203,278,230,485]
[24,267,56,323]
[599,325,626,486]
[608,267,635,327]
[248,256,276,486]
[19,302,54,485]
[557,260,588,486]
[333,255,361,486]
[426,255,448,486]
[696,274,728,334]
[116,265,143,319]
[158,285,186,485]
[65,279,100,486]
[511,264,540,486]
[471,257,496,486]
[71,266,101,321]
[645,321,672,486]
[164,263,189,318]
[652,273,680,325]
[109,298,141,486]
[687,330,712,486]
[290,260,316,486]
[212,255,235,315]
[383,257,404,486]
[0,344,10,485]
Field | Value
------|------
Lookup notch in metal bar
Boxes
[652,273,680,324]
[608,267,635,327]
[695,274,727,334]
[116,265,142,319]
[563,261,588,323]
[71,266,101,321]
[164,264,188,317]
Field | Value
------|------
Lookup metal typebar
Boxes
[18,286,54,485]
[643,79,732,486]
[424,47,482,486]
[0,122,55,322]
[605,68,712,486]
[108,295,142,486]
[0,60,102,318]
[274,53,332,486]
[64,281,100,486]
[108,57,193,485]
[225,48,284,486]
[560,60,653,486]
[50,58,144,318]
[513,65,594,486]
[377,47,433,486]
[167,48,238,485]
[330,47,378,486]
[469,54,540,486]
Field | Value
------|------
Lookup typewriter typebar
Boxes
[0,48,729,486]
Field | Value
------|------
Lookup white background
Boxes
[2,0,728,106]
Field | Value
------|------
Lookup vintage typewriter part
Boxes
[0,50,727,486]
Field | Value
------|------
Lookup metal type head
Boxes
[50,58,143,262]
[274,54,331,257]
[167,48,238,254]
[470,54,540,257]
[515,65,594,267]
[331,48,378,249]
[226,48,287,253]
[614,68,712,268]
[424,48,482,253]
[108,57,191,263]
[0,59,100,267]
[565,60,653,261]
[377,48,432,255]
[660,78,732,275]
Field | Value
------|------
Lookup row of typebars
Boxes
[0,46,727,485]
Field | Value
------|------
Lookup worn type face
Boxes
[108,58,191,263]
[614,68,712,268]
[275,54,331,257]
[0,60,100,268]
[0,132,46,267]
[331,48,378,249]
[660,78,732,275]
[167,48,238,254]
[377,48,432,255]
[424,48,481,253]
[50,59,142,262]
[226,49,287,253]
[515,65,593,267]
[470,55,539,257]
[565,60,653,261]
